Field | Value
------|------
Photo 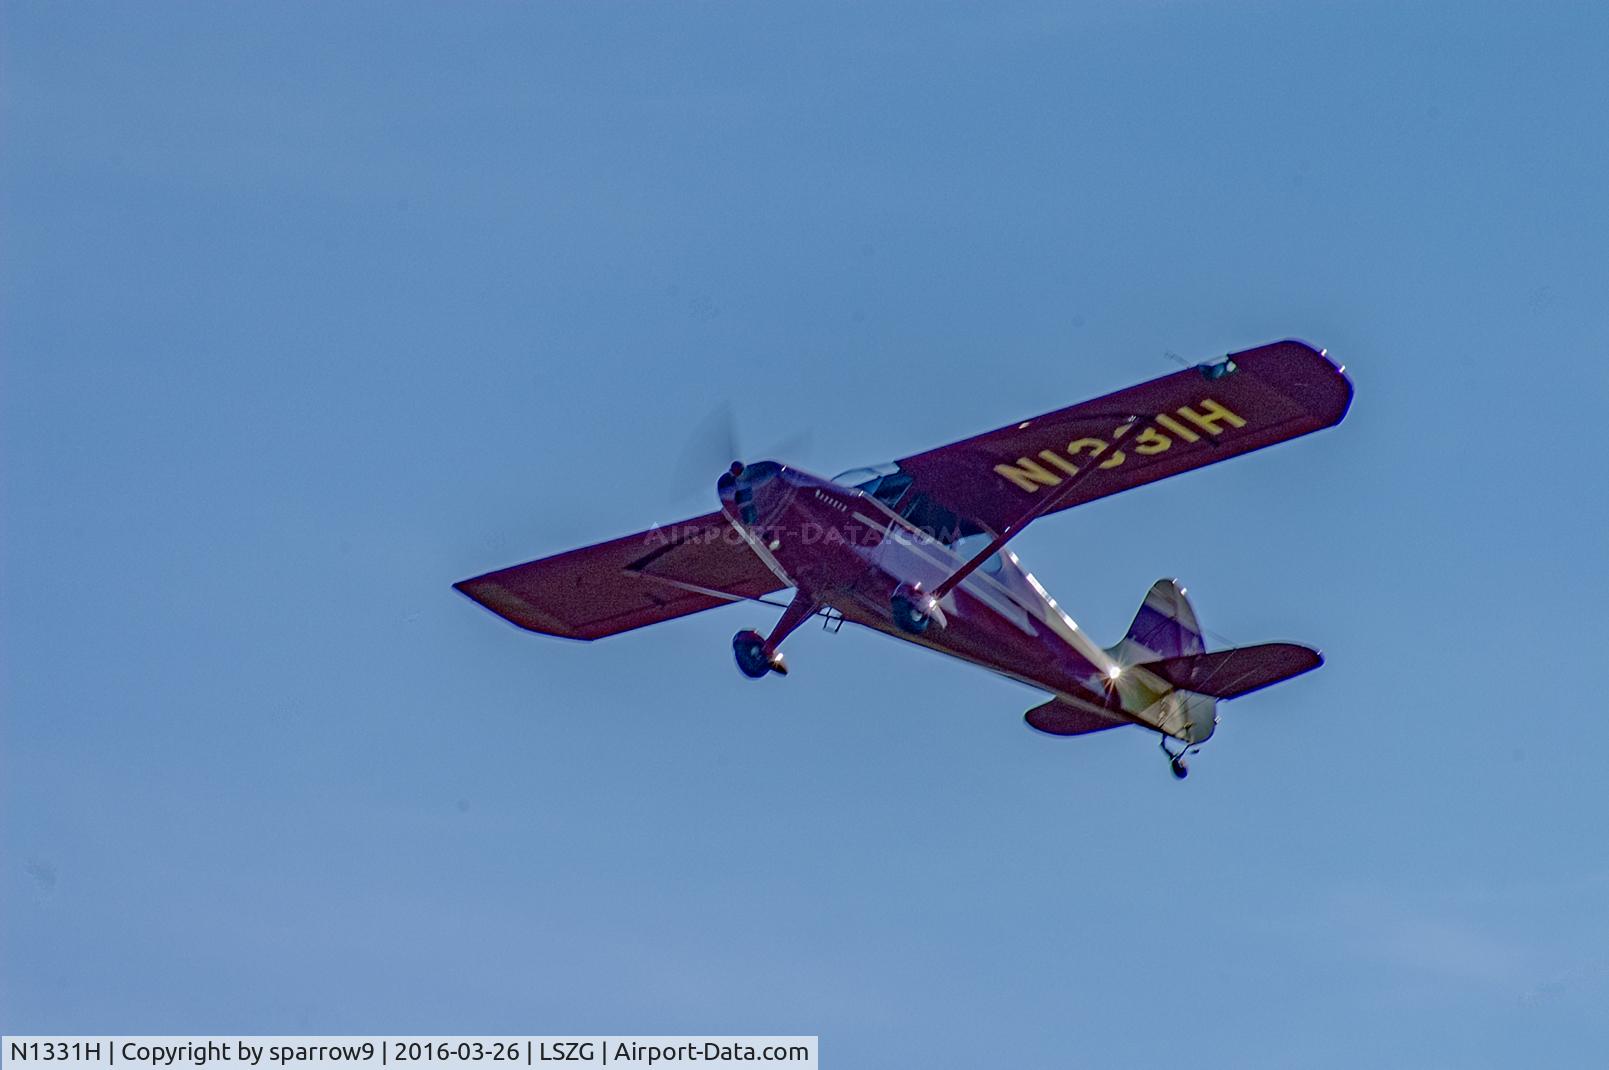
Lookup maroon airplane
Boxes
[455,339,1352,778]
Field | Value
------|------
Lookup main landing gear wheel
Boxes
[891,585,946,635]
[1170,756,1189,780]
[733,630,786,678]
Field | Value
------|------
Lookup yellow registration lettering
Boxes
[1175,398,1246,435]
[1153,412,1200,443]
[1038,449,1081,477]
[1067,437,1124,470]
[994,457,1064,493]
[1133,426,1171,455]
[1101,423,1134,468]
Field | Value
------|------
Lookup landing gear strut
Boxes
[732,591,817,680]
[1160,737,1200,780]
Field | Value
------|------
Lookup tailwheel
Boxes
[1160,737,1198,781]
[733,630,786,678]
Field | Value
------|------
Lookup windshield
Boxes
[832,465,894,487]
[833,463,915,511]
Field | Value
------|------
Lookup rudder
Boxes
[1108,579,1217,745]
[1111,578,1205,662]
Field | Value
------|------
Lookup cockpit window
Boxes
[834,464,914,510]
[901,492,985,546]
[833,466,889,488]
[835,462,993,549]
[952,531,1005,575]
[866,472,913,509]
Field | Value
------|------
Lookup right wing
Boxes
[454,512,786,640]
[894,340,1353,535]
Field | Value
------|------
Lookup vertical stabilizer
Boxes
[1109,579,1217,744]
[1110,578,1205,661]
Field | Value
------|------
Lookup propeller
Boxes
[670,401,813,491]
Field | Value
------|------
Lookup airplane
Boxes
[454,339,1352,779]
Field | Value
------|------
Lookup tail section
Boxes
[1100,580,1321,745]
[1024,580,1324,747]
[1140,643,1323,699]
[1098,580,1216,743]
[1112,579,1206,662]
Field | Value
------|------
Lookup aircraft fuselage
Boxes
[718,461,1126,719]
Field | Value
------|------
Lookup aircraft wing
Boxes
[895,340,1353,534]
[453,512,786,640]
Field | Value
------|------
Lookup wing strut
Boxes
[930,418,1141,600]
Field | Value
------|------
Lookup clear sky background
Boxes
[4,3,1608,1066]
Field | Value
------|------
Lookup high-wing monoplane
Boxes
[455,339,1352,778]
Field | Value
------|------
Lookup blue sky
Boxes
[4,2,1607,1066]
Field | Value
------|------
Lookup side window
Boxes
[952,532,1004,575]
[871,472,913,510]
[899,493,956,542]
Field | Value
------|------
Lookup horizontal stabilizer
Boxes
[1025,699,1127,737]
[1140,643,1322,699]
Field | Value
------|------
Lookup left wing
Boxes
[896,339,1352,534]
[454,512,786,640]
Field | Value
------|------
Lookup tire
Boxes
[891,592,931,635]
[733,630,771,678]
